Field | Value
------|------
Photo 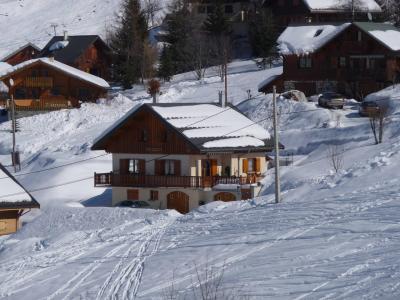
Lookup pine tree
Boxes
[249,7,278,65]
[158,45,174,81]
[109,0,148,89]
[203,0,230,37]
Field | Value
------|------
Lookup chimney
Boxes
[219,91,224,108]
[63,30,68,41]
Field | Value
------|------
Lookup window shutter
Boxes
[211,160,218,176]
[255,158,261,173]
[174,160,181,176]
[127,189,139,200]
[139,159,146,175]
[155,160,165,175]
[242,159,248,174]
[120,159,129,174]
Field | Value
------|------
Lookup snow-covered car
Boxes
[279,90,307,102]
[117,200,151,209]
[318,92,345,109]
[359,101,381,117]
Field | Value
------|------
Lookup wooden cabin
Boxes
[92,103,281,214]
[1,43,41,66]
[40,34,111,80]
[0,58,109,110]
[263,0,382,27]
[259,22,400,99]
[0,164,40,236]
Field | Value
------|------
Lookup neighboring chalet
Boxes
[1,43,41,66]
[0,58,109,110]
[39,33,111,80]
[92,103,278,214]
[259,22,400,99]
[263,0,382,27]
[0,164,40,236]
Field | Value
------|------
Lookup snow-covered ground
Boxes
[1,60,400,299]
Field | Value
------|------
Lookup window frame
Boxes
[128,159,140,174]
[299,56,312,69]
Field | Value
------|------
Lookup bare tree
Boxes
[328,145,344,173]
[143,0,162,27]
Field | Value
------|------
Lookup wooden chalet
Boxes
[263,0,382,27]
[92,103,280,214]
[1,43,40,66]
[39,34,111,80]
[0,164,40,236]
[0,58,109,110]
[259,22,400,99]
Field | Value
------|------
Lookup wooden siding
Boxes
[4,45,39,66]
[104,108,199,155]
[0,210,19,236]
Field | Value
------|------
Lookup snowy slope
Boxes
[0,61,400,298]
[0,0,171,59]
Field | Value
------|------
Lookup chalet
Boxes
[1,43,41,66]
[263,0,382,27]
[39,33,111,80]
[92,103,278,214]
[0,164,40,236]
[259,22,400,99]
[0,58,109,110]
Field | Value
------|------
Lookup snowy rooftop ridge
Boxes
[0,164,39,207]
[93,103,272,151]
[0,58,109,88]
[278,23,351,55]
[304,0,381,12]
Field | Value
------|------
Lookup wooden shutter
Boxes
[211,160,218,176]
[255,158,261,173]
[127,189,139,200]
[120,159,129,174]
[155,160,165,175]
[174,160,181,176]
[139,159,146,175]
[242,159,248,174]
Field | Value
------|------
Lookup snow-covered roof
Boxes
[304,0,381,12]
[257,66,284,92]
[354,22,400,52]
[93,103,272,152]
[0,42,40,62]
[278,23,351,55]
[0,58,109,88]
[0,164,39,208]
[49,40,69,52]
[0,62,11,73]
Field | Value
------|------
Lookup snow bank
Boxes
[304,0,381,11]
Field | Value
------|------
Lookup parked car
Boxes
[318,92,345,109]
[359,101,380,117]
[0,107,6,116]
[117,200,151,209]
[279,90,307,102]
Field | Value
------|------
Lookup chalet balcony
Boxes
[94,172,260,189]
[24,77,53,88]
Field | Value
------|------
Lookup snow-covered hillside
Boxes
[1,60,400,299]
[0,0,170,59]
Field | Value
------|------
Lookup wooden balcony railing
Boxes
[24,77,53,88]
[94,172,261,188]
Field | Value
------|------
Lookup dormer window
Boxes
[314,29,323,37]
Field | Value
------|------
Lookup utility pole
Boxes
[272,86,281,203]
[224,45,228,107]
[9,79,17,173]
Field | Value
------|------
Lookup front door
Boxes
[167,191,189,214]
[202,159,217,187]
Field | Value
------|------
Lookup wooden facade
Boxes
[2,44,40,66]
[0,210,21,236]
[263,0,382,27]
[0,60,108,110]
[261,23,400,98]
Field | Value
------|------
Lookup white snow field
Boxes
[0,61,400,299]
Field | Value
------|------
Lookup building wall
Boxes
[0,210,19,236]
[74,42,111,80]
[4,46,40,66]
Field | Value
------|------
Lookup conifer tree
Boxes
[158,45,174,81]
[110,0,148,89]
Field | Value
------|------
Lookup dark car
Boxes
[359,101,380,117]
[117,200,151,209]
[318,92,345,109]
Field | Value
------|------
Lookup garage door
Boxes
[167,191,189,214]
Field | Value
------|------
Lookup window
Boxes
[314,29,323,37]
[52,86,60,96]
[140,129,148,142]
[367,58,376,70]
[78,88,90,99]
[150,190,159,201]
[299,56,312,69]
[357,31,362,42]
[129,159,140,174]
[15,88,26,99]
[31,70,38,77]
[339,56,347,68]
[165,160,175,175]
[243,158,261,174]
[248,159,254,172]
[225,5,233,14]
